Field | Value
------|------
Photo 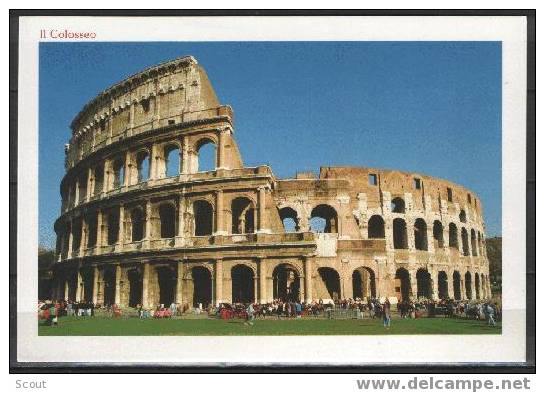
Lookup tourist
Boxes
[382,298,391,329]
[245,303,255,326]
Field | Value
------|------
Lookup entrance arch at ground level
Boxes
[272,264,300,301]
[352,267,376,299]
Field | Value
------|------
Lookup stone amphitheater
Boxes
[51,55,491,308]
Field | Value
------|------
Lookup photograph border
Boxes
[9,8,536,373]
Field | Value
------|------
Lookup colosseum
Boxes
[51,55,492,309]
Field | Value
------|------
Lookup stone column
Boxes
[215,190,227,235]
[469,273,476,300]
[410,269,418,299]
[447,270,454,299]
[87,167,93,202]
[74,178,80,207]
[426,224,435,253]
[257,186,270,233]
[68,219,74,257]
[217,129,226,169]
[124,150,131,187]
[117,204,125,249]
[142,262,150,308]
[430,270,438,300]
[407,219,416,251]
[114,264,121,305]
[145,200,152,243]
[176,261,184,304]
[80,216,88,257]
[92,266,99,304]
[150,144,158,180]
[384,218,394,250]
[75,270,83,302]
[215,259,223,305]
[258,258,267,303]
[102,159,110,194]
[304,257,312,303]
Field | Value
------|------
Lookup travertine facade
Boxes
[52,56,491,308]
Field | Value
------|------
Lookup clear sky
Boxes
[39,41,501,248]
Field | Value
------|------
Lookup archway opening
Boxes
[103,267,116,306]
[414,218,428,251]
[159,203,176,238]
[82,268,94,302]
[128,269,143,307]
[86,212,98,248]
[433,220,444,248]
[449,223,458,248]
[193,200,214,236]
[136,150,150,182]
[196,139,216,172]
[94,164,104,195]
[395,268,411,302]
[459,209,467,223]
[231,265,255,303]
[164,144,180,177]
[157,266,176,306]
[279,207,299,232]
[393,218,408,249]
[106,208,120,245]
[318,267,341,301]
[368,215,385,238]
[272,264,300,301]
[453,271,462,300]
[438,271,448,299]
[465,271,473,299]
[231,197,255,234]
[416,268,432,299]
[475,273,481,299]
[310,204,338,233]
[131,208,145,241]
[461,228,469,256]
[352,267,376,299]
[391,197,406,213]
[192,266,212,308]
[112,158,125,188]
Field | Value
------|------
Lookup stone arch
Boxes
[459,209,467,223]
[103,266,116,305]
[112,157,125,188]
[127,267,143,307]
[156,265,176,306]
[395,267,411,302]
[433,220,444,248]
[231,196,255,234]
[272,263,301,301]
[191,266,212,308]
[414,218,428,251]
[437,271,448,299]
[453,270,462,300]
[393,218,408,249]
[193,200,214,236]
[475,272,481,299]
[106,207,120,245]
[93,163,104,195]
[416,268,432,299]
[196,137,217,172]
[158,202,176,238]
[279,206,299,232]
[310,204,338,233]
[368,215,385,238]
[317,267,341,301]
[130,207,145,241]
[449,223,458,248]
[391,197,406,213]
[136,149,151,182]
[164,143,181,177]
[231,264,255,303]
[461,227,470,256]
[465,271,473,299]
[352,266,376,299]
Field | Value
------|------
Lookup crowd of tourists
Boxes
[38,296,501,327]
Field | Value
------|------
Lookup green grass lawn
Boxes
[38,316,501,336]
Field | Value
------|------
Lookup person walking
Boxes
[245,303,255,326]
[383,298,391,329]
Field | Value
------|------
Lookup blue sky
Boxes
[39,41,501,248]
